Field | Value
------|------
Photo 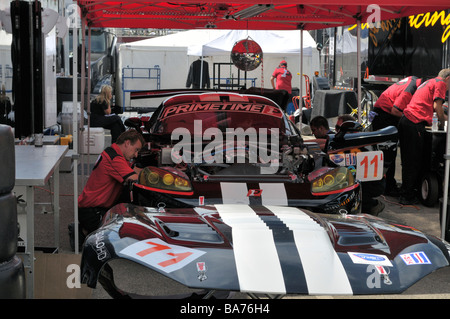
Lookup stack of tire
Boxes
[0,124,25,298]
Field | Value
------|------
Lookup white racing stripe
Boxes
[220,182,288,206]
[220,183,249,204]
[266,205,353,295]
[214,204,286,294]
[214,204,353,295]
[260,183,288,206]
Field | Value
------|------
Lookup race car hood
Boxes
[81,203,450,297]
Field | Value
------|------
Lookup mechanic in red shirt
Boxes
[271,60,292,94]
[373,76,422,123]
[371,76,422,197]
[398,69,450,205]
[71,129,145,247]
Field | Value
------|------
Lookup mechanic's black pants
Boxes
[91,114,125,144]
[398,115,426,200]
[371,108,399,191]
[361,179,385,211]
[78,207,109,234]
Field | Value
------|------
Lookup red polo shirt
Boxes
[78,143,135,209]
[272,66,292,93]
[403,77,447,125]
[374,76,421,113]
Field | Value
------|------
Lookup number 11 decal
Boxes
[356,151,383,181]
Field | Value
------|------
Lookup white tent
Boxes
[117,30,228,107]
[187,30,316,57]
[123,29,229,49]
[117,29,319,108]
[335,28,369,54]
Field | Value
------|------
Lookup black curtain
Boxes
[10,0,43,138]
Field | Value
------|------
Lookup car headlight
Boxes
[138,166,193,194]
[310,166,356,195]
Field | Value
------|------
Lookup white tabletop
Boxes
[427,130,447,134]
[15,145,69,186]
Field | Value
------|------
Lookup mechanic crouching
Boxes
[69,129,145,251]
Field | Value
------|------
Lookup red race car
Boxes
[125,91,363,215]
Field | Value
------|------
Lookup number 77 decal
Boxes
[356,151,384,181]
[119,238,206,273]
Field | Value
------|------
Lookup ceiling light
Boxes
[225,4,274,20]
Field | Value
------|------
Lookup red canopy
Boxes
[76,1,449,30]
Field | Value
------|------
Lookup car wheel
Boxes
[420,172,439,207]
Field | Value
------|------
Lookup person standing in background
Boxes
[271,60,292,94]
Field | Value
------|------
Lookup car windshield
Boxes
[154,101,286,136]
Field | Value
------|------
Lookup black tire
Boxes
[0,192,18,262]
[420,172,439,207]
[0,124,15,194]
[0,256,26,299]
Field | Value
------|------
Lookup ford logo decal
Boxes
[354,253,385,261]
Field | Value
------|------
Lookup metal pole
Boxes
[87,27,91,174]
[299,29,303,131]
[29,2,34,137]
[72,7,79,254]
[80,18,86,187]
[441,124,450,239]
[356,19,361,123]
[200,56,204,89]
[300,29,303,104]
